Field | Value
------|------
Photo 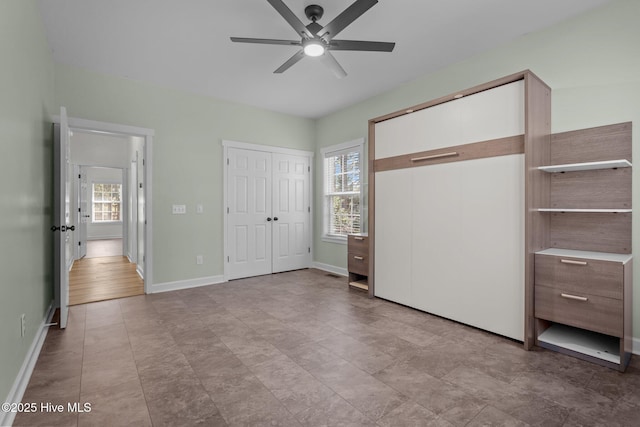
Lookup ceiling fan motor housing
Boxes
[305,5,324,22]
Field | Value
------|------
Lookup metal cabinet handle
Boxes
[353,256,364,260]
[354,236,364,241]
[267,217,272,221]
[561,293,588,302]
[273,217,279,221]
[560,259,587,266]
[411,152,458,162]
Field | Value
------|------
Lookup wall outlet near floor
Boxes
[20,314,26,337]
[196,255,203,265]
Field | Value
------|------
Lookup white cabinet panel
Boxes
[374,169,412,305]
[410,155,525,340]
[375,81,524,159]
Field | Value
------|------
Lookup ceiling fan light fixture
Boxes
[303,41,325,57]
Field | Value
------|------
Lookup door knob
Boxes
[266,217,272,221]
[273,217,279,221]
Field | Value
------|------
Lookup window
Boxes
[322,139,364,242]
[92,183,122,222]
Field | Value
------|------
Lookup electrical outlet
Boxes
[196,255,203,265]
[20,314,26,337]
[196,204,203,214]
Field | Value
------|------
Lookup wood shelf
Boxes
[537,208,631,213]
[349,280,369,291]
[535,248,632,263]
[538,159,631,173]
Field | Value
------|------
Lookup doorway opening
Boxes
[57,116,153,308]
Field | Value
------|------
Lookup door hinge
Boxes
[227,158,229,165]
[78,174,81,179]
[227,256,230,262]
[308,247,311,253]
[308,166,310,172]
[78,208,81,212]
[78,241,81,246]
[143,159,145,166]
[308,206,310,213]
[227,207,229,214]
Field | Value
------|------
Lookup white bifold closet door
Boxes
[227,147,311,280]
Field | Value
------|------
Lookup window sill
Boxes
[322,235,348,245]
[91,221,123,225]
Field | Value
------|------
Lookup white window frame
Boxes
[91,181,123,223]
[321,138,364,244]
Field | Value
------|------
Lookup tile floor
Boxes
[14,269,640,426]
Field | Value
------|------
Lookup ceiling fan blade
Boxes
[320,52,347,79]
[267,0,314,39]
[274,49,306,73]
[329,40,395,52]
[318,0,378,40]
[230,37,301,47]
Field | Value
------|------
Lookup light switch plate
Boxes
[172,204,186,214]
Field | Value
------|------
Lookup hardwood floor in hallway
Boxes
[69,256,143,305]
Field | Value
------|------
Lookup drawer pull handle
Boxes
[561,293,588,302]
[560,259,587,266]
[353,256,364,260]
[411,152,458,162]
[354,237,364,241]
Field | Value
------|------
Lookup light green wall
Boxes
[0,0,55,402]
[314,0,640,339]
[54,64,315,283]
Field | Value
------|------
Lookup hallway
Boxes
[70,240,143,305]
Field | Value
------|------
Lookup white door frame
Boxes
[222,140,314,281]
[53,115,154,293]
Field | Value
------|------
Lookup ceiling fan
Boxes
[230,0,395,78]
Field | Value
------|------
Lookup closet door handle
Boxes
[560,293,588,302]
[411,151,458,162]
[354,236,364,241]
[266,217,272,222]
[560,259,587,266]
[273,217,279,221]
[353,256,364,260]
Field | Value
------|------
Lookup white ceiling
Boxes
[38,0,612,118]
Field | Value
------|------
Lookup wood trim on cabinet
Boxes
[524,73,552,349]
[367,119,376,298]
[373,135,524,173]
[370,70,549,124]
[550,122,632,165]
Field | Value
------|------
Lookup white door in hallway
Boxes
[225,145,312,280]
[54,106,72,329]
[272,153,311,273]
[227,148,272,280]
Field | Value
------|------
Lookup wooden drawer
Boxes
[348,253,369,276]
[535,285,623,337]
[348,234,368,256]
[535,254,623,299]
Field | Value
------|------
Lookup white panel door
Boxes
[272,153,311,273]
[227,148,272,279]
[374,169,413,305]
[53,106,71,329]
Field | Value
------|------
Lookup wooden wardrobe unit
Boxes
[532,122,633,371]
[368,70,551,344]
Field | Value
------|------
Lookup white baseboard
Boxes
[1,302,55,427]
[312,262,348,277]
[633,337,640,355]
[150,275,226,294]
